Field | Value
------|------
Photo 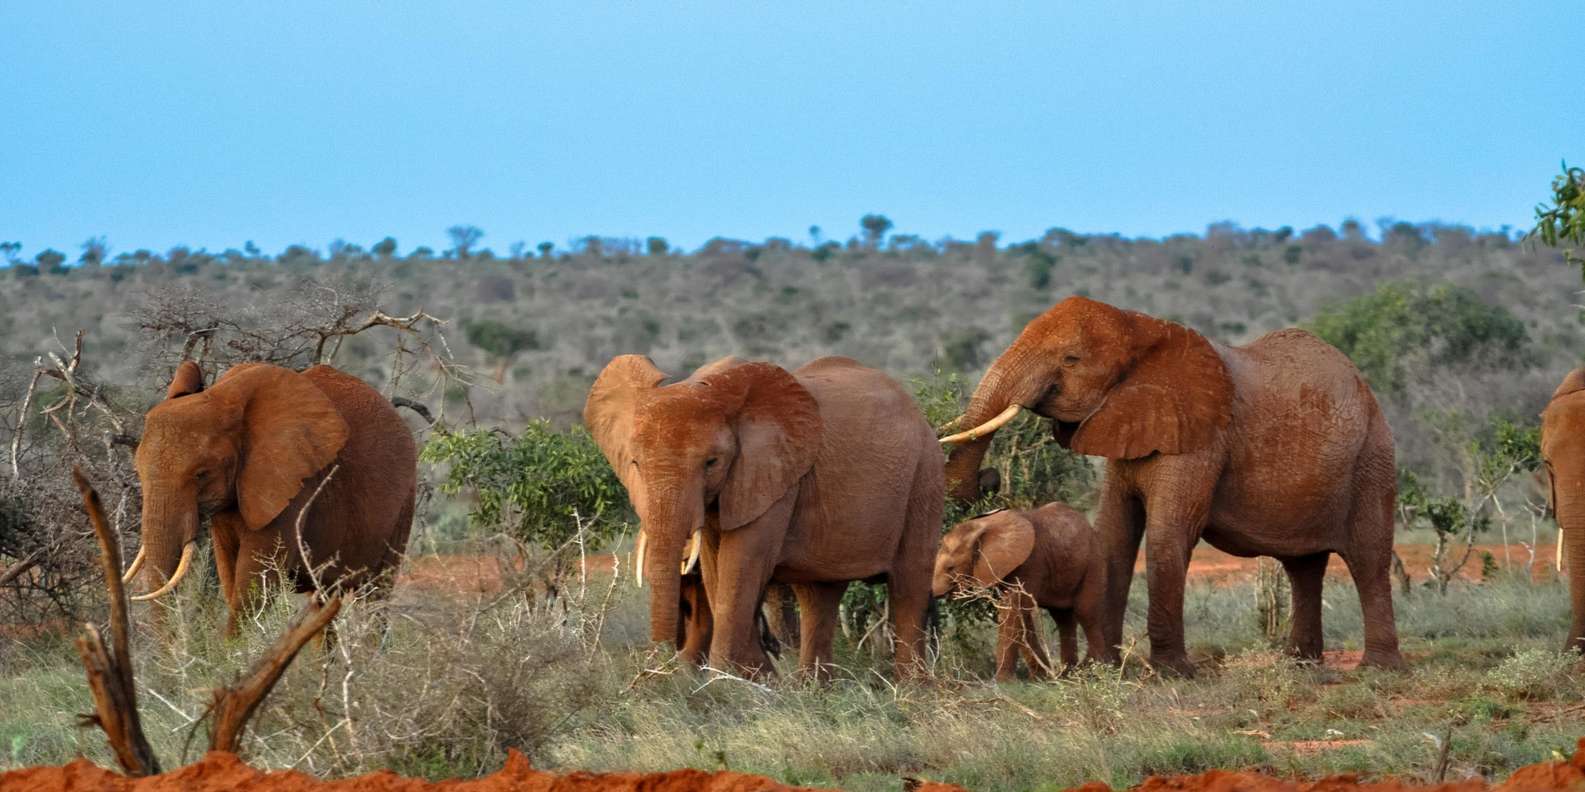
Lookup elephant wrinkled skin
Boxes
[131,361,417,633]
[1540,368,1585,654]
[942,296,1403,675]
[586,355,942,678]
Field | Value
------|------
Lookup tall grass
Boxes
[2,557,1579,790]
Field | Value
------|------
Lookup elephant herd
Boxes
[120,295,1585,680]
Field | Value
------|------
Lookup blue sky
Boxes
[1,1,1579,258]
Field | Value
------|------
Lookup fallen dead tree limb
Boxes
[70,467,343,776]
[208,597,342,752]
[71,466,160,777]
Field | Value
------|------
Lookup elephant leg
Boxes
[226,537,280,636]
[993,594,1022,682]
[211,513,243,633]
[1051,608,1078,672]
[1282,553,1329,663]
[705,500,790,677]
[1095,473,1144,658]
[890,464,942,679]
[1341,545,1405,670]
[1076,563,1116,666]
[763,583,800,653]
[1016,600,1053,678]
[1343,467,1406,670]
[793,582,848,680]
[679,575,713,667]
[1143,512,1200,678]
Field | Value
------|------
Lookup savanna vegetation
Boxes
[1,208,1583,790]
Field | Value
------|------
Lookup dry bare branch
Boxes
[208,597,343,753]
[71,466,160,777]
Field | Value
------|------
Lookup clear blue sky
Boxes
[2,1,1579,258]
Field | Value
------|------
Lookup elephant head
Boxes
[940,296,1233,499]
[129,362,348,600]
[1541,368,1585,653]
[932,509,1036,596]
[584,355,822,646]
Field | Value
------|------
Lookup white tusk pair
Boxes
[939,404,1022,445]
[632,528,704,587]
[122,546,146,583]
[130,542,195,602]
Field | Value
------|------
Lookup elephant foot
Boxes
[1356,649,1406,671]
[1286,646,1324,666]
[1149,652,1197,678]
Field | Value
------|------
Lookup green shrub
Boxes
[421,422,632,570]
[1309,281,1533,395]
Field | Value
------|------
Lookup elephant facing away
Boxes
[130,361,417,633]
[941,296,1403,675]
[932,503,1110,679]
[586,355,943,678]
[1540,369,1585,654]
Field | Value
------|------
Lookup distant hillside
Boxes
[1,223,1578,453]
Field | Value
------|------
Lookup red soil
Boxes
[395,542,1562,597]
[0,750,838,792]
[1178,544,1561,587]
[8,740,1585,792]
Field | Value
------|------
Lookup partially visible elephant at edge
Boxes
[1540,368,1585,654]
[941,296,1404,675]
[130,361,417,633]
[932,503,1110,680]
[586,355,942,678]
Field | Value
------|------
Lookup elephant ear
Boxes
[1069,313,1232,460]
[584,355,668,499]
[1552,369,1585,401]
[165,360,205,400]
[972,513,1036,588]
[715,362,823,531]
[218,366,350,531]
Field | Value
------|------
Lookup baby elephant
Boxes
[933,503,1113,680]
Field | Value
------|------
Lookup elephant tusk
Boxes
[940,404,1022,445]
[680,529,702,575]
[634,530,648,588]
[130,542,195,602]
[121,546,146,584]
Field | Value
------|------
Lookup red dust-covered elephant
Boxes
[940,296,1403,675]
[128,361,416,633]
[585,355,941,678]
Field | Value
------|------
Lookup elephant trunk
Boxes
[639,487,704,647]
[136,485,199,600]
[1559,490,1585,653]
[945,344,1042,500]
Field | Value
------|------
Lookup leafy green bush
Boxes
[462,318,542,359]
[1309,281,1533,394]
[421,422,632,570]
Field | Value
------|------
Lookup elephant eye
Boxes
[705,457,719,468]
[1062,355,1081,366]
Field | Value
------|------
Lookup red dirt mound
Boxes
[6,740,1583,792]
[0,750,846,791]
